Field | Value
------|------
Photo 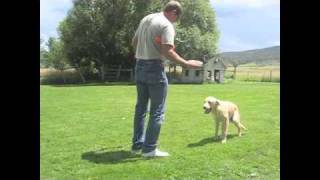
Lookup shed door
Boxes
[214,70,220,83]
[207,70,212,79]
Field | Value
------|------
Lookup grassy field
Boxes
[40,82,280,180]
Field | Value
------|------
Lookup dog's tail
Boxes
[240,123,247,130]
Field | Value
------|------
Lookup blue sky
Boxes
[40,0,280,53]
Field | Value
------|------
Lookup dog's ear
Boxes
[215,101,220,106]
[208,100,214,105]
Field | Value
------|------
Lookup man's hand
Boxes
[186,60,203,69]
[160,44,203,69]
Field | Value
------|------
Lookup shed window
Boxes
[185,70,189,76]
[195,70,200,77]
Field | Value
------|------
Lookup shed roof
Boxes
[207,57,228,69]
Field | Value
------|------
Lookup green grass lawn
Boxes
[40,82,280,180]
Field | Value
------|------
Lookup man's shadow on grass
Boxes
[187,134,239,147]
[81,147,153,164]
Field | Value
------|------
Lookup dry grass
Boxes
[40,68,82,84]
[226,64,280,82]
[41,64,280,83]
[40,68,76,77]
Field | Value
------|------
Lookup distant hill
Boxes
[219,46,280,66]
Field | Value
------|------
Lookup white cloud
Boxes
[268,40,280,46]
[40,33,49,42]
[210,0,279,8]
[219,35,259,52]
[219,35,280,52]
[40,0,73,41]
[210,0,280,52]
[40,31,57,42]
[40,0,72,23]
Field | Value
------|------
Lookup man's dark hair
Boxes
[163,1,183,18]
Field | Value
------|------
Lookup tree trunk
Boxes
[61,69,66,84]
[75,64,86,83]
[116,64,122,81]
[233,67,237,79]
[100,64,105,82]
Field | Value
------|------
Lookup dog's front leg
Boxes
[214,119,220,140]
[221,117,229,143]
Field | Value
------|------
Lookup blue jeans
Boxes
[132,59,168,153]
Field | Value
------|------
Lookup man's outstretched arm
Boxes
[161,44,203,69]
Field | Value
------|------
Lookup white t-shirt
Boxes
[134,12,175,60]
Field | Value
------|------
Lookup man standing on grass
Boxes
[131,1,203,157]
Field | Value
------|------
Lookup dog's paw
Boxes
[221,139,227,144]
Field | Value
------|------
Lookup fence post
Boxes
[130,69,134,82]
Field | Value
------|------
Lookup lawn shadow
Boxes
[51,82,136,87]
[81,148,154,164]
[187,134,239,147]
[46,82,204,87]
[82,149,140,164]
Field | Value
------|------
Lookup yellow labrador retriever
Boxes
[203,96,247,143]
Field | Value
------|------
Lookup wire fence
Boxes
[225,70,280,82]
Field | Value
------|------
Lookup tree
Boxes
[228,59,239,79]
[127,0,219,60]
[40,38,50,68]
[58,0,219,82]
[59,7,93,83]
[46,37,69,83]
[59,0,135,81]
[175,0,219,60]
[140,0,220,73]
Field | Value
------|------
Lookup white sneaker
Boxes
[142,149,170,157]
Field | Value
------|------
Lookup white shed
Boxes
[203,57,227,83]
[166,56,227,83]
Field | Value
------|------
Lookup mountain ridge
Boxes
[218,46,280,65]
